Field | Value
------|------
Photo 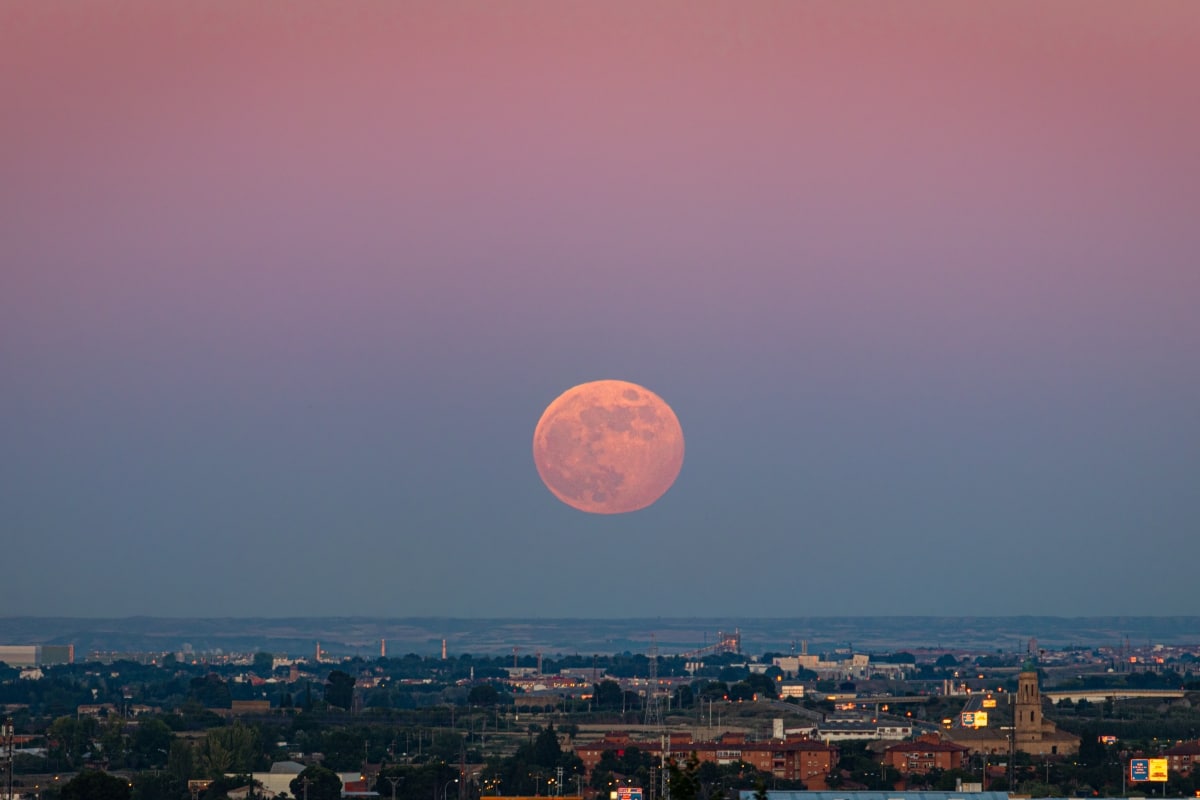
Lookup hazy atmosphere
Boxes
[3,2,1198,618]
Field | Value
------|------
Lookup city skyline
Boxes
[3,3,1198,618]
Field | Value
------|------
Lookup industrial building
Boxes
[0,645,74,667]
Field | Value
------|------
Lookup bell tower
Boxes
[1015,670,1043,743]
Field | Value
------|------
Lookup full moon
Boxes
[532,379,685,514]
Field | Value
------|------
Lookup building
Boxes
[214,699,273,718]
[773,654,870,680]
[1011,670,1079,756]
[224,761,368,798]
[883,735,970,775]
[815,717,913,743]
[1164,740,1200,777]
[947,670,1079,757]
[772,654,909,681]
[575,732,837,789]
[747,792,1010,800]
[0,644,74,667]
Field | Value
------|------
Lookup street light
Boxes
[443,778,459,800]
[998,725,1016,791]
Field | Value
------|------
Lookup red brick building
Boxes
[883,734,970,775]
[1164,740,1200,777]
[574,732,837,789]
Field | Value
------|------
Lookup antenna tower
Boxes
[644,634,663,728]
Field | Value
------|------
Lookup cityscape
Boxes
[4,619,1200,799]
[4,3,1198,800]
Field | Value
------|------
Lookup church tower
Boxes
[1015,670,1044,743]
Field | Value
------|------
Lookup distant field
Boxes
[2,616,1197,658]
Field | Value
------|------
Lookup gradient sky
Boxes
[3,2,1198,619]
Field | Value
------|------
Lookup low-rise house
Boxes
[576,732,837,789]
[883,734,970,775]
[1165,740,1200,777]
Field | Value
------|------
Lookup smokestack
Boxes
[441,639,447,660]
[381,639,387,658]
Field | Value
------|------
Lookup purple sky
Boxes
[3,2,1198,618]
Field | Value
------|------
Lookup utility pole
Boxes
[661,733,671,800]
[300,776,312,800]
[387,776,404,800]
[3,718,14,800]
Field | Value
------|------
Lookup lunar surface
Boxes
[532,379,685,514]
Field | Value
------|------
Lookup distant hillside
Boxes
[2,616,1197,659]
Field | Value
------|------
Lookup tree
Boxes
[201,775,253,800]
[727,682,756,702]
[667,753,704,800]
[253,652,275,675]
[196,722,259,778]
[532,724,561,767]
[594,680,623,710]
[1076,727,1106,768]
[99,718,130,767]
[745,673,778,699]
[48,715,98,768]
[167,738,194,783]
[188,674,232,708]
[696,680,729,700]
[718,665,748,683]
[468,684,500,706]
[130,717,173,768]
[291,765,343,800]
[131,770,184,800]
[61,769,132,800]
[325,670,356,711]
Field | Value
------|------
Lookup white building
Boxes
[226,762,365,798]
[815,718,913,743]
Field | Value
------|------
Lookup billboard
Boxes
[1131,759,1169,782]
[960,711,988,728]
[618,788,644,800]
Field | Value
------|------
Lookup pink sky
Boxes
[3,2,1198,617]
